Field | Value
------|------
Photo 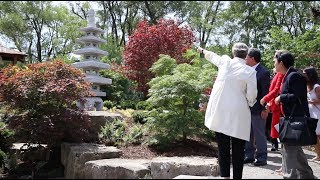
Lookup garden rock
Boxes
[84,158,151,179]
[61,142,121,179]
[150,156,219,179]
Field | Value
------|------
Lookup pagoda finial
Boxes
[88,9,95,27]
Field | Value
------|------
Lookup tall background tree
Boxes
[121,19,196,97]
[0,1,85,63]
[0,1,319,89]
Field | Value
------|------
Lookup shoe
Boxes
[270,146,278,151]
[275,167,282,173]
[253,160,267,166]
[270,143,279,151]
[244,157,254,164]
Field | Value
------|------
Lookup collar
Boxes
[283,67,297,81]
[252,62,260,70]
[234,57,246,64]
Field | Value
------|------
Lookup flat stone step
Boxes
[150,156,219,179]
[173,175,219,179]
[84,158,151,179]
[82,156,219,179]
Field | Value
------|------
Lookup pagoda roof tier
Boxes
[79,26,105,34]
[85,75,112,85]
[77,35,107,44]
[73,47,108,56]
[91,91,106,97]
[72,61,110,70]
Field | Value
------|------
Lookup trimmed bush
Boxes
[132,110,148,124]
[0,60,93,149]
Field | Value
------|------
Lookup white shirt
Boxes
[203,50,257,141]
[308,84,320,135]
[252,62,260,70]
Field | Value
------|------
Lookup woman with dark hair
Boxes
[260,52,285,152]
[274,51,315,179]
[303,67,320,161]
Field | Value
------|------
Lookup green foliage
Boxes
[122,124,146,145]
[99,69,144,109]
[0,122,14,171]
[149,54,177,77]
[0,150,7,173]
[135,101,151,110]
[145,54,217,147]
[132,110,148,124]
[0,60,92,148]
[0,122,14,153]
[55,54,77,64]
[98,118,127,146]
[99,117,148,146]
[103,100,114,109]
[0,1,86,62]
[119,100,137,110]
[100,35,124,65]
[265,25,320,69]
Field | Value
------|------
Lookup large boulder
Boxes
[61,142,122,179]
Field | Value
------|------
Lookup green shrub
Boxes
[123,124,146,145]
[98,118,126,146]
[119,100,136,110]
[0,150,7,172]
[132,110,148,124]
[103,100,114,109]
[99,118,147,146]
[99,69,144,109]
[135,101,150,110]
[145,54,217,147]
[0,122,14,172]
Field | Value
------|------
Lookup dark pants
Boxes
[265,113,278,148]
[216,132,246,179]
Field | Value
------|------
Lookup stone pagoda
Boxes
[72,9,111,111]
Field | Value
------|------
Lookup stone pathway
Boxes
[175,142,320,179]
[241,143,320,179]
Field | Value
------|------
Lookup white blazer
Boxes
[203,50,257,141]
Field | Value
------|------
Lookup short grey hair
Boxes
[232,42,248,59]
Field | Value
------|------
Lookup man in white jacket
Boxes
[197,43,257,179]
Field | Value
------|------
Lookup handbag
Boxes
[279,98,318,146]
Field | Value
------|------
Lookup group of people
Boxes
[197,43,320,179]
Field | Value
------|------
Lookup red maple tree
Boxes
[122,18,196,97]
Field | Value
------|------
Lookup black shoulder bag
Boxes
[279,98,318,146]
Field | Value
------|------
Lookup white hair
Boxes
[232,42,248,58]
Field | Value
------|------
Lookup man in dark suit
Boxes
[244,48,271,166]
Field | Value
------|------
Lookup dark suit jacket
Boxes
[250,64,271,114]
[280,67,310,117]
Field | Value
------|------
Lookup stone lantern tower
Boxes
[72,9,111,111]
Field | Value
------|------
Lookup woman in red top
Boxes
[260,70,284,175]
[260,71,284,141]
